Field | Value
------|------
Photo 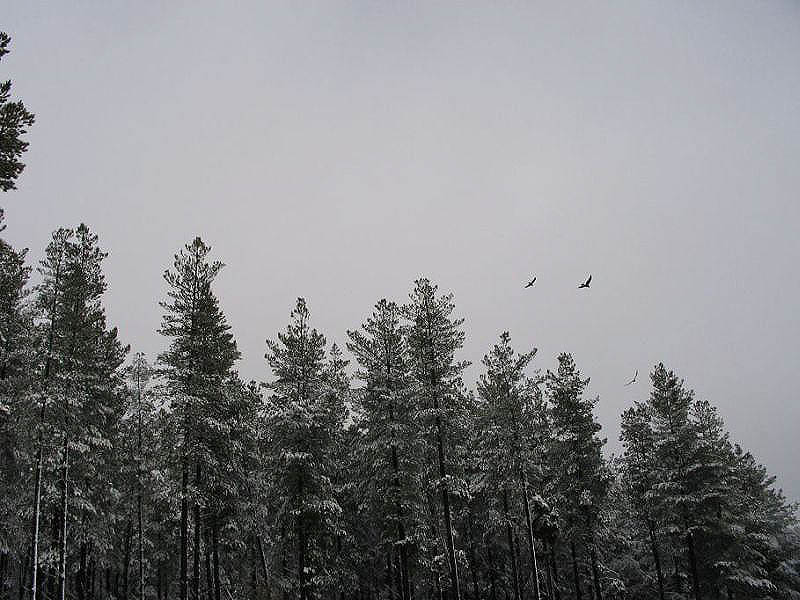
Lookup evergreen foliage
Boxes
[0,232,797,600]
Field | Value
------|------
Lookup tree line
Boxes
[0,226,798,600]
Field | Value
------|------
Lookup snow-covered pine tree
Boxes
[347,299,423,600]
[403,278,470,600]
[476,332,547,600]
[545,353,609,600]
[0,32,35,193]
[0,209,35,592]
[647,363,704,599]
[158,237,240,600]
[27,224,128,600]
[619,402,667,599]
[263,298,345,600]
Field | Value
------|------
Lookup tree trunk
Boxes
[686,530,701,600]
[138,492,144,600]
[180,458,189,600]
[256,535,271,600]
[28,402,46,600]
[205,529,213,600]
[433,394,461,600]
[502,490,521,600]
[589,539,602,600]
[298,471,307,600]
[647,520,666,600]
[57,436,69,600]
[212,519,220,600]
[545,543,556,600]
[123,520,132,600]
[388,387,409,600]
[466,513,480,600]
[136,361,146,600]
[521,482,542,600]
[486,545,499,600]
[193,462,201,600]
[77,543,87,600]
[570,542,582,600]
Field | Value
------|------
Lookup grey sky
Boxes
[3,3,799,500]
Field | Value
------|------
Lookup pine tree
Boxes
[263,298,345,600]
[0,208,35,596]
[619,403,667,600]
[545,353,609,600]
[21,224,128,600]
[403,278,470,600]
[646,364,704,599]
[347,299,423,600]
[475,332,547,600]
[158,237,240,600]
[0,33,35,193]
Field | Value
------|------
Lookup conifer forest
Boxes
[1,20,799,600]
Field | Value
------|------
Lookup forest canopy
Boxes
[0,224,798,600]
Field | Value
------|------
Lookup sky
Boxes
[3,2,799,501]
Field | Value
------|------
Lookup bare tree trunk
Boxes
[180,458,189,600]
[212,518,220,600]
[138,492,144,600]
[137,385,145,600]
[466,513,480,600]
[193,463,201,600]
[298,471,307,600]
[57,436,69,600]
[502,490,521,600]
[487,545,499,600]
[570,542,582,600]
[545,542,556,600]
[204,529,213,600]
[521,482,542,600]
[28,404,45,600]
[123,520,132,600]
[256,535,271,600]
[686,531,701,600]
[433,394,461,600]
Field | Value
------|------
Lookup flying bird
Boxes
[578,275,592,289]
[625,369,638,386]
[525,277,536,288]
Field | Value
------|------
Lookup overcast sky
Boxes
[3,2,799,501]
